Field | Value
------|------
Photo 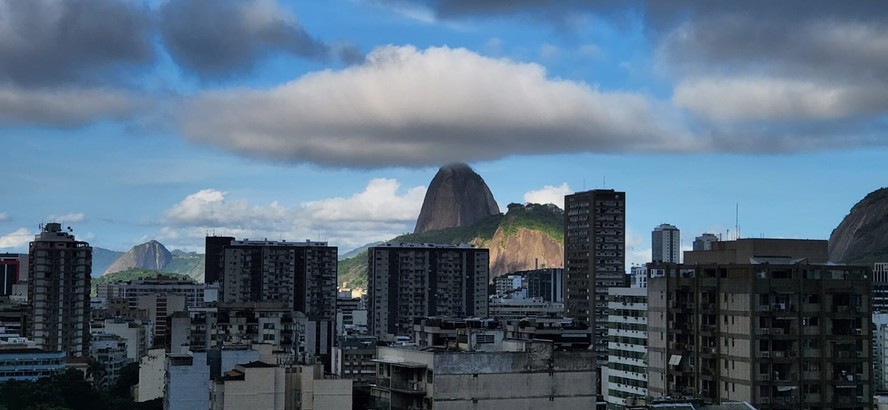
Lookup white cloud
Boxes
[0,212,8,222]
[304,179,426,222]
[178,45,693,167]
[160,179,426,252]
[523,183,572,209]
[0,227,32,249]
[47,212,85,224]
[673,77,874,122]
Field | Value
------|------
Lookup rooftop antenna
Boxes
[735,203,740,240]
[603,176,606,188]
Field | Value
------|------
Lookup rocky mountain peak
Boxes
[103,240,173,275]
[828,187,888,263]
[414,162,501,234]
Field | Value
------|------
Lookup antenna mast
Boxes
[735,203,740,240]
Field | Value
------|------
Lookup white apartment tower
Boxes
[652,223,680,263]
[603,287,648,409]
[28,223,91,357]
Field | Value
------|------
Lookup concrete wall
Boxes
[218,366,285,410]
[137,348,165,402]
[311,379,353,410]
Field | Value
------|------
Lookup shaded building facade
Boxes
[28,223,91,357]
[367,243,488,339]
[647,239,872,409]
[564,189,626,363]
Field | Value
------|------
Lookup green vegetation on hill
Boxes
[390,213,503,246]
[91,268,194,296]
[337,203,563,289]
[162,255,205,280]
[499,203,563,244]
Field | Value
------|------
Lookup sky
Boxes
[1,0,886,269]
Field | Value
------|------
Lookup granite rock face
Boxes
[103,240,172,275]
[414,163,501,233]
[828,187,888,264]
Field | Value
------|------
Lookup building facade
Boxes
[603,286,648,409]
[0,253,26,297]
[367,243,489,339]
[371,338,597,409]
[652,224,680,263]
[28,223,91,357]
[564,189,626,363]
[647,239,872,409]
[210,238,337,321]
[693,233,719,251]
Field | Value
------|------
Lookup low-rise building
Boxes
[89,332,130,390]
[371,336,597,409]
[0,347,65,382]
[503,316,592,350]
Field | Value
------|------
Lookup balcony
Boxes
[375,377,427,394]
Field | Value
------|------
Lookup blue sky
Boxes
[1,0,886,268]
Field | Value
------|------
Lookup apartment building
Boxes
[28,223,91,357]
[367,243,488,339]
[564,189,627,364]
[647,238,872,409]
[603,286,648,409]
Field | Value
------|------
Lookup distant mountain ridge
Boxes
[829,187,888,264]
[92,247,124,277]
[101,240,205,282]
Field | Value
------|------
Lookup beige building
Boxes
[371,335,597,409]
[210,362,352,410]
[648,238,872,409]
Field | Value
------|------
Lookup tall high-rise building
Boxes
[28,223,91,357]
[208,238,338,320]
[693,233,719,251]
[204,236,235,284]
[367,243,489,338]
[652,223,680,263]
[207,237,338,366]
[647,238,872,408]
[564,189,626,363]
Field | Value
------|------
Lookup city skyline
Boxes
[2,1,886,269]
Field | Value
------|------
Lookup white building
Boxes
[603,286,648,409]
[875,313,888,392]
[136,348,166,402]
[103,319,148,362]
[652,224,680,263]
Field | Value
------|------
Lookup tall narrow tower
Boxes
[652,224,680,263]
[563,189,626,364]
[29,223,92,357]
